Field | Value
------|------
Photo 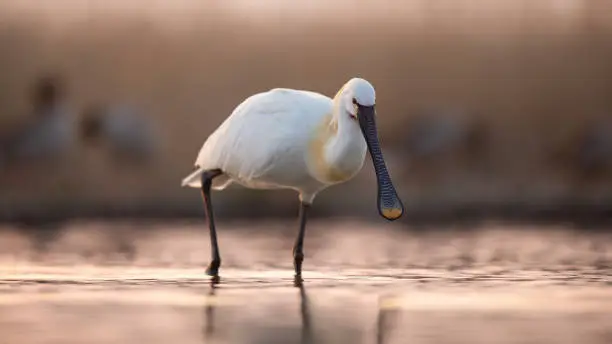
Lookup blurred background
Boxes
[1,0,612,224]
[1,2,611,344]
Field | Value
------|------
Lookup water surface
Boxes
[0,221,610,343]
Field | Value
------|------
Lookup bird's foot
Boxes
[293,251,304,279]
[210,275,220,285]
[206,259,221,277]
[293,274,303,287]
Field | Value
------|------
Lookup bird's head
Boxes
[336,78,404,221]
[80,104,106,143]
[336,77,376,121]
[31,75,64,115]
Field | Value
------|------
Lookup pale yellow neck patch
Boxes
[308,112,352,184]
[307,82,359,184]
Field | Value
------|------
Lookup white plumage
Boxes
[182,77,403,278]
[183,78,379,205]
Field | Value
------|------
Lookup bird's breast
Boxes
[307,116,366,184]
[324,145,366,184]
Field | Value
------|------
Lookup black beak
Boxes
[357,105,404,221]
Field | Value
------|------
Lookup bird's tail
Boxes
[181,166,206,188]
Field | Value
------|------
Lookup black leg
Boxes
[293,201,311,279]
[201,169,222,277]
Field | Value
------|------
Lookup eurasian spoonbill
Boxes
[181,77,403,278]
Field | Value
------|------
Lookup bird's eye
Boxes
[352,98,358,105]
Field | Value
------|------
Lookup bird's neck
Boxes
[307,96,366,184]
[329,98,357,147]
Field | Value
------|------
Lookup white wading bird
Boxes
[181,78,403,279]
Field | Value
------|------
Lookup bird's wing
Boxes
[194,89,332,182]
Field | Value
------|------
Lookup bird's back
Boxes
[194,88,333,189]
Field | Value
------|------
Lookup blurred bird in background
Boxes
[0,75,77,171]
[0,74,80,252]
[387,108,489,180]
[575,116,612,179]
[80,102,159,167]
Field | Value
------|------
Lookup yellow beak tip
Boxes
[381,208,403,221]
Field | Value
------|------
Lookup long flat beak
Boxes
[357,105,404,221]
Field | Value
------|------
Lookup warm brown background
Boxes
[1,1,611,221]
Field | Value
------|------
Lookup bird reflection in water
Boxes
[203,278,218,341]
[202,277,313,344]
[376,296,398,344]
[294,278,313,344]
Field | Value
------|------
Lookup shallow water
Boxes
[0,220,610,344]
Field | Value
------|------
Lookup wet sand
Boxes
[0,220,610,344]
